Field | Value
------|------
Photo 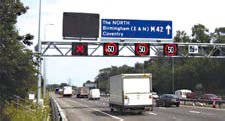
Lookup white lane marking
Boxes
[92,108,124,121]
[73,100,124,121]
[159,107,167,109]
[189,111,200,114]
[148,112,157,116]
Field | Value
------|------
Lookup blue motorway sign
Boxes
[101,19,172,39]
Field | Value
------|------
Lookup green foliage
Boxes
[191,24,210,43]
[213,27,225,43]
[0,0,37,104]
[174,31,190,42]
[2,95,50,121]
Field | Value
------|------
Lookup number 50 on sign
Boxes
[164,44,178,56]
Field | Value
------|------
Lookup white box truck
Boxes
[63,86,73,97]
[109,73,153,113]
[77,87,89,98]
[88,89,100,100]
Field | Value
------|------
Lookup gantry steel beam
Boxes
[41,41,225,58]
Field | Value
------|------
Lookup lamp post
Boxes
[43,24,54,98]
[37,0,42,104]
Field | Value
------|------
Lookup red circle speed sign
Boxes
[135,43,150,56]
[103,43,119,56]
[164,44,178,56]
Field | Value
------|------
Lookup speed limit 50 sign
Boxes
[103,43,119,56]
[164,44,178,56]
[135,43,150,56]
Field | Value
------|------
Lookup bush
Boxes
[2,96,50,121]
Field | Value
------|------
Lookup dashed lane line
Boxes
[189,110,200,114]
[158,107,167,110]
[71,99,124,121]
[148,112,158,116]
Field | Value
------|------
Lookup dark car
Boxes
[156,94,180,107]
[201,93,222,101]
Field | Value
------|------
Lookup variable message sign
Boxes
[63,12,99,39]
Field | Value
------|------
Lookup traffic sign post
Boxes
[101,19,172,40]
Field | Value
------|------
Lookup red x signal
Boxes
[72,43,88,56]
[76,45,84,53]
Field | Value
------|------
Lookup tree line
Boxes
[95,24,225,95]
[0,0,37,113]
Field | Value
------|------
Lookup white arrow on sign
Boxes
[166,25,171,35]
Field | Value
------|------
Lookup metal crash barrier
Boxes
[179,99,225,109]
[50,98,68,121]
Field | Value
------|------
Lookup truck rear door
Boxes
[123,78,152,106]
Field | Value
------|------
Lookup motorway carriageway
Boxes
[51,93,225,121]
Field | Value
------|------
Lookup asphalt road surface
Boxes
[51,94,225,121]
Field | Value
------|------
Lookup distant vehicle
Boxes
[63,86,73,97]
[88,89,100,100]
[152,92,159,99]
[201,93,222,101]
[55,88,60,94]
[59,89,63,94]
[83,82,97,89]
[109,73,153,113]
[186,92,202,99]
[175,89,192,99]
[77,87,89,98]
[156,94,180,107]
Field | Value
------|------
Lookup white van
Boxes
[63,86,73,97]
[175,89,192,99]
[88,89,100,100]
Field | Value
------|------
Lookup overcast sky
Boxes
[17,0,225,86]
